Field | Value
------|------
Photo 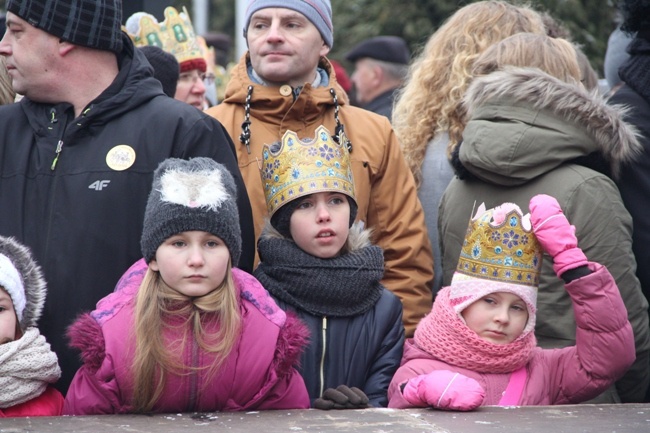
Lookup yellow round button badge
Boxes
[106,145,136,171]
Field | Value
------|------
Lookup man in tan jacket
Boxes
[206,0,433,336]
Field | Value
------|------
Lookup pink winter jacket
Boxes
[388,263,635,408]
[64,260,310,415]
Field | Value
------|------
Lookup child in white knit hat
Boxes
[388,195,635,410]
[0,236,63,417]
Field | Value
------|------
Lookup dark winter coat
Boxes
[254,225,405,407]
[362,88,399,120]
[610,77,650,317]
[0,34,254,392]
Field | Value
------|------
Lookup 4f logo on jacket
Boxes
[89,180,111,191]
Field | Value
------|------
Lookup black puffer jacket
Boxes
[254,224,404,407]
[0,34,254,392]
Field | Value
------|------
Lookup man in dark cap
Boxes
[345,36,410,119]
[0,0,254,393]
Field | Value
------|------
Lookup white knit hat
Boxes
[0,237,47,330]
[0,253,25,322]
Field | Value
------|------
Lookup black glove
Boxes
[313,385,370,410]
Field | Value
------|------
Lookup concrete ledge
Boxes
[1,404,648,432]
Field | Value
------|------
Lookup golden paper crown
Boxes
[454,203,542,288]
[125,7,206,72]
[261,125,356,217]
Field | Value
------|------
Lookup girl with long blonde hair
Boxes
[64,158,310,414]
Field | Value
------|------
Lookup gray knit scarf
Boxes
[254,236,384,317]
[0,327,61,408]
[620,34,650,102]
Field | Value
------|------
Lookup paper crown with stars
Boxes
[449,202,543,334]
[260,125,356,217]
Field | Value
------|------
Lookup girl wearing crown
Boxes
[64,158,309,414]
[388,195,635,410]
[253,126,405,408]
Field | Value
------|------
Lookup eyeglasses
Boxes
[178,71,216,86]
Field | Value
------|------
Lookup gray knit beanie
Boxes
[243,0,333,48]
[0,236,47,331]
[141,158,242,267]
[6,0,123,53]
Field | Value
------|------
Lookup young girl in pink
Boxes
[388,195,635,410]
[64,158,309,414]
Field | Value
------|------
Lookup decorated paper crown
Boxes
[261,125,356,217]
[125,7,206,73]
[450,202,543,335]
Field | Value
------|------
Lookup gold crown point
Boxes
[454,203,542,287]
[261,125,356,216]
[125,6,204,68]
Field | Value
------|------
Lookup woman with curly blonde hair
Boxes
[392,1,545,293]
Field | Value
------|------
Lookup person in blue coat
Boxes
[254,126,405,408]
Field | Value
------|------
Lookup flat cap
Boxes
[345,36,410,64]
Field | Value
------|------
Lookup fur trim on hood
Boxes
[0,236,47,330]
[259,220,373,253]
[462,67,642,179]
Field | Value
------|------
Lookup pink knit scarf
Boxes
[414,287,536,374]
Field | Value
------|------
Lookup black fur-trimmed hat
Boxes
[141,158,242,267]
[0,236,47,331]
[6,0,123,53]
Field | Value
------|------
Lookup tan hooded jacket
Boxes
[207,54,433,336]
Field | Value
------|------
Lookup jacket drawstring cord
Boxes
[239,86,353,155]
[239,85,254,154]
[329,89,352,153]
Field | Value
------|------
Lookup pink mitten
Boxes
[529,194,588,276]
[402,370,485,411]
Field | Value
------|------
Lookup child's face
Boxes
[0,288,17,344]
[461,291,528,344]
[150,231,230,297]
[290,192,350,258]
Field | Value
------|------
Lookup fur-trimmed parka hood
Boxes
[458,67,641,184]
[259,220,373,254]
[0,236,46,330]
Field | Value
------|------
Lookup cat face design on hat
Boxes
[141,158,242,267]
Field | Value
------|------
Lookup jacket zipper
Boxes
[186,327,200,412]
[50,107,91,170]
[48,109,65,171]
[319,316,327,397]
[50,140,64,170]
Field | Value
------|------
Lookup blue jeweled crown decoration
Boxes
[261,125,355,217]
[453,203,543,287]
